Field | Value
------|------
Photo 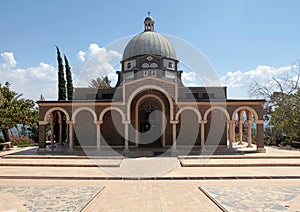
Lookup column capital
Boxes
[199,120,207,124]
[66,121,74,125]
[94,120,103,125]
[39,121,47,125]
[247,120,253,124]
[122,120,131,125]
[170,120,179,125]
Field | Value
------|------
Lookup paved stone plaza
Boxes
[1,144,300,211]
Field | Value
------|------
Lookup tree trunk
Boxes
[2,129,10,142]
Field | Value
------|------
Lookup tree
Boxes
[249,62,300,144]
[270,89,300,142]
[249,62,300,120]
[64,55,74,100]
[0,82,38,142]
[89,76,111,88]
[56,46,66,100]
[0,82,16,141]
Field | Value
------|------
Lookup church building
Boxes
[38,15,265,153]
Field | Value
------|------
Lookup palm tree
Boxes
[89,76,111,88]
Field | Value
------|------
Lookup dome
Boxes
[144,16,154,22]
[122,15,176,60]
[123,31,177,60]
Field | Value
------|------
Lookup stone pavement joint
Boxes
[199,187,228,212]
[0,175,300,180]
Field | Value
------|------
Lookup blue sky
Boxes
[0,0,299,99]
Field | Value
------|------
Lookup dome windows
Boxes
[144,70,149,77]
[124,60,136,71]
[150,63,158,68]
[142,63,150,69]
[146,56,153,61]
[164,59,175,70]
[142,62,158,69]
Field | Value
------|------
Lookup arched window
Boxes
[127,62,131,69]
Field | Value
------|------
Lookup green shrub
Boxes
[10,136,36,147]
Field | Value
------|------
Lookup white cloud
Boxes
[0,52,57,100]
[3,45,293,102]
[0,44,121,101]
[77,51,86,62]
[74,43,121,87]
[220,65,293,98]
[182,71,196,83]
[1,52,17,69]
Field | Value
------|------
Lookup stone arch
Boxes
[100,106,125,147]
[134,94,166,147]
[231,106,259,121]
[175,106,201,146]
[127,85,174,121]
[71,107,97,123]
[43,107,70,122]
[175,106,202,122]
[203,106,229,147]
[99,106,126,122]
[204,106,230,121]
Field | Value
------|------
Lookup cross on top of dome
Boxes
[144,12,155,31]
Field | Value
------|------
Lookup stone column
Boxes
[122,120,130,152]
[170,121,178,151]
[38,121,47,151]
[57,112,63,145]
[50,112,55,150]
[238,110,244,145]
[247,111,253,147]
[162,114,166,148]
[256,120,266,152]
[135,125,139,148]
[200,120,207,149]
[233,121,236,142]
[228,120,235,150]
[67,121,74,151]
[94,121,103,150]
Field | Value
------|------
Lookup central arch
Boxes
[127,85,174,121]
[135,94,166,147]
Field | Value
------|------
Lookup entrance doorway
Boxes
[138,97,163,147]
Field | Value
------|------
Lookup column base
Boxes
[124,148,129,153]
[247,144,253,148]
[227,147,235,153]
[256,147,266,153]
[38,148,46,152]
